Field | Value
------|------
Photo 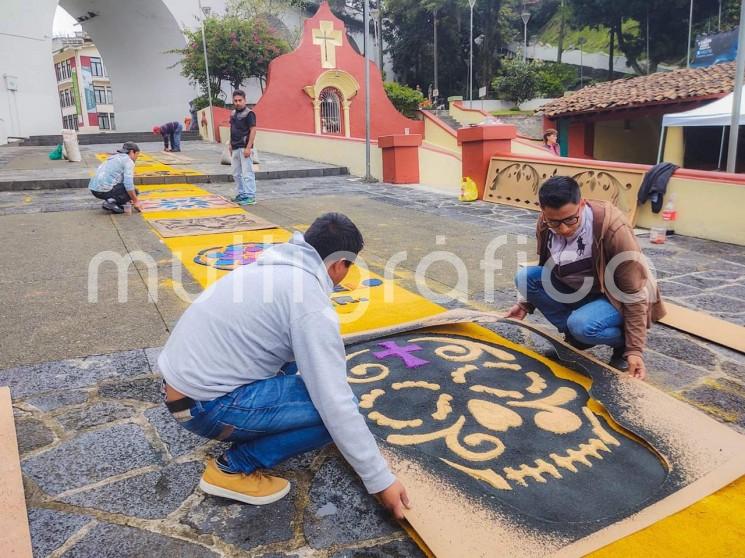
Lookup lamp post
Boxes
[363,0,372,180]
[198,1,213,120]
[578,36,586,86]
[726,0,745,173]
[370,6,383,70]
[687,0,694,68]
[433,7,439,103]
[521,10,531,62]
[468,0,476,103]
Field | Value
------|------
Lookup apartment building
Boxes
[52,33,115,133]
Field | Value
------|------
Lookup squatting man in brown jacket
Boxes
[506,176,666,379]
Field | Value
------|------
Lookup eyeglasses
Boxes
[542,207,581,229]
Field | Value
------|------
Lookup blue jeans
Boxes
[177,371,331,474]
[171,123,182,152]
[515,265,624,348]
[231,148,256,198]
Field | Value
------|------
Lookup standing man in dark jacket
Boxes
[153,121,183,152]
[229,90,257,205]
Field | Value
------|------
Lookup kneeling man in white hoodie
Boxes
[158,212,410,517]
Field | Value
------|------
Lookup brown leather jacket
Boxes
[524,200,666,358]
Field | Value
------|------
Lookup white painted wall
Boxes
[0,0,384,141]
[0,1,59,139]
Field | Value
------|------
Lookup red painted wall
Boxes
[253,1,423,139]
[567,122,595,159]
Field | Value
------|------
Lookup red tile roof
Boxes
[539,62,735,117]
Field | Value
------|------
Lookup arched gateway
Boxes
[0,0,204,139]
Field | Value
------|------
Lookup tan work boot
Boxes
[199,458,290,505]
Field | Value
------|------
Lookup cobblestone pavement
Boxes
[2,175,744,557]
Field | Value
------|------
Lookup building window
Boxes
[109,113,116,130]
[62,115,78,131]
[106,88,113,104]
[59,59,72,80]
[90,57,104,77]
[98,112,110,130]
[59,89,73,108]
[94,86,107,104]
[60,90,74,108]
[319,87,342,135]
[55,63,62,82]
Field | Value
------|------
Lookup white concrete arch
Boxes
[0,0,227,138]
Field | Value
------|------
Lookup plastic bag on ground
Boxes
[460,176,478,202]
[61,129,82,162]
[48,144,63,160]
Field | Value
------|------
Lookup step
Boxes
[21,131,202,147]
[0,165,350,192]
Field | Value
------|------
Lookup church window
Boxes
[319,87,342,135]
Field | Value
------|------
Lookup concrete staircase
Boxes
[428,109,464,131]
[21,130,202,147]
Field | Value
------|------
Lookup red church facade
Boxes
[253,1,423,140]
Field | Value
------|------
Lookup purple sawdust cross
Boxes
[373,341,430,369]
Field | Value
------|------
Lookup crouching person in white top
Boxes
[158,212,410,517]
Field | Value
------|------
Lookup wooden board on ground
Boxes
[139,195,237,213]
[0,387,33,557]
[148,212,279,238]
[343,314,745,557]
[660,302,745,354]
[483,156,645,224]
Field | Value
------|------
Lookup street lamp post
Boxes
[687,0,694,68]
[363,0,372,180]
[370,6,383,70]
[521,10,531,62]
[578,37,586,86]
[433,8,439,103]
[726,0,745,173]
[468,0,476,103]
[198,1,213,122]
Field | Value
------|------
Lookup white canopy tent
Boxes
[657,86,745,167]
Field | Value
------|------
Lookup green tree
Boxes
[383,81,424,117]
[491,58,541,105]
[537,62,579,97]
[568,0,722,73]
[170,15,290,101]
[383,0,514,99]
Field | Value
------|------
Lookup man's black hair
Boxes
[304,212,364,262]
[232,90,246,99]
[538,176,581,208]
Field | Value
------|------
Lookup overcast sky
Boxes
[53,6,81,36]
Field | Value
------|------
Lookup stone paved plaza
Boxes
[0,141,342,190]
[1,154,744,557]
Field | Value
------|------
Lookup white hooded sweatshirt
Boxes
[158,232,394,494]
